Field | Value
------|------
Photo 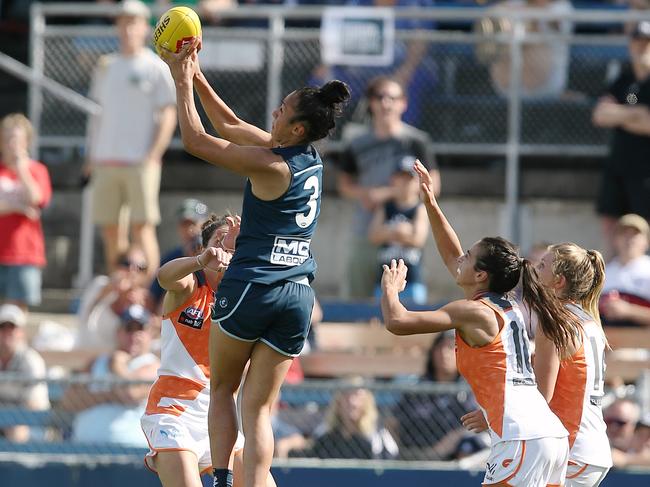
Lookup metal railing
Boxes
[23,4,650,247]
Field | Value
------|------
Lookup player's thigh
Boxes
[262,281,315,357]
[209,325,255,391]
[243,341,293,411]
[483,437,566,487]
[91,165,123,225]
[565,462,610,487]
[153,450,203,487]
[126,162,161,225]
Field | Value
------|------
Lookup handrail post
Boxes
[266,13,285,131]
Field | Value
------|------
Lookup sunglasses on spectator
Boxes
[0,322,17,330]
[122,321,147,333]
[117,258,148,272]
[605,417,630,428]
[370,92,402,101]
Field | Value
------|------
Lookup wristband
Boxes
[196,254,205,268]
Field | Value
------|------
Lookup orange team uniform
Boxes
[140,271,244,474]
[456,292,569,487]
[548,304,612,486]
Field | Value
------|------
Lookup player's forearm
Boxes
[176,79,210,153]
[423,201,463,275]
[157,256,202,290]
[193,71,241,133]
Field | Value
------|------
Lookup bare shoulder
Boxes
[442,299,494,324]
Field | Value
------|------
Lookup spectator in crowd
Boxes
[604,398,641,463]
[148,198,209,313]
[369,157,428,304]
[0,304,50,442]
[336,76,440,299]
[391,330,476,460]
[593,21,650,254]
[62,304,159,447]
[271,394,308,459]
[303,377,399,460]
[612,413,650,467]
[310,0,437,126]
[86,0,176,278]
[0,113,52,311]
[476,0,573,99]
[75,246,151,349]
[600,214,650,327]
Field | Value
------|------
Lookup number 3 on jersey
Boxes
[296,175,319,228]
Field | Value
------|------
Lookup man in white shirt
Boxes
[86,0,177,278]
[601,214,650,327]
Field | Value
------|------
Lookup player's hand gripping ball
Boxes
[153,6,202,56]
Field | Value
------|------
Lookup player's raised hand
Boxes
[413,159,437,208]
[221,215,241,253]
[381,259,408,295]
[461,409,489,434]
[159,36,201,82]
[198,246,231,273]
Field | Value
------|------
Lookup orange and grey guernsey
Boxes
[549,303,612,468]
[145,271,213,420]
[455,292,568,445]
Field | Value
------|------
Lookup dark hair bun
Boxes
[318,80,351,106]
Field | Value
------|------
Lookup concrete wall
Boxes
[43,191,604,302]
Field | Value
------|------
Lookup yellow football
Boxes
[153,6,202,56]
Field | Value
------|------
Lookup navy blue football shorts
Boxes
[212,277,315,357]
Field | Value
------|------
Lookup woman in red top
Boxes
[0,113,52,310]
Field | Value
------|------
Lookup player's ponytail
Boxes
[520,258,580,357]
[475,237,579,356]
[292,80,350,142]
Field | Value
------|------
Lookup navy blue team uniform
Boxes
[212,145,321,356]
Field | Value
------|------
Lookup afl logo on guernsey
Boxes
[270,236,311,266]
[178,306,204,329]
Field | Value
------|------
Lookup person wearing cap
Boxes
[85,0,176,278]
[593,22,650,255]
[337,76,439,300]
[61,303,159,447]
[0,303,50,442]
[149,198,209,313]
[600,214,650,327]
[368,156,429,304]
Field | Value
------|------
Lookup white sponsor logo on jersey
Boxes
[270,236,311,266]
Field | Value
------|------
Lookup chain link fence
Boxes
[0,374,485,462]
[30,5,643,155]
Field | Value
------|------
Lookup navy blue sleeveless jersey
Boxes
[224,144,323,285]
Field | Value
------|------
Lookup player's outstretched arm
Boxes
[161,39,288,183]
[414,159,463,278]
[381,259,456,335]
